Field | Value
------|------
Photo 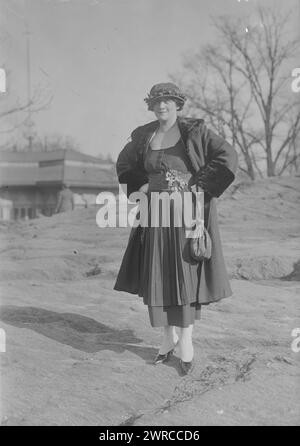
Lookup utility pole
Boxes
[299,0,300,38]
[24,23,35,151]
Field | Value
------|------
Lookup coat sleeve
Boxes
[193,124,238,198]
[116,130,149,198]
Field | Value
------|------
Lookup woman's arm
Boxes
[116,137,149,199]
[193,124,238,198]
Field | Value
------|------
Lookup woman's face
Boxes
[152,98,178,121]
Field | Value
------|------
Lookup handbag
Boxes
[190,221,212,261]
[189,185,212,262]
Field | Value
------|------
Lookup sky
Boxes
[1,0,299,161]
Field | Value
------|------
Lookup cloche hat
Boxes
[144,82,186,111]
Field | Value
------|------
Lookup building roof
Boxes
[0,149,112,164]
[0,149,117,188]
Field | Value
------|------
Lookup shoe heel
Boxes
[179,359,194,375]
[153,342,178,365]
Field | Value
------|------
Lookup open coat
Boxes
[114,117,238,305]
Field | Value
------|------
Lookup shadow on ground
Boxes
[0,305,156,361]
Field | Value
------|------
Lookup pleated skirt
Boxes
[138,188,202,328]
[148,302,201,328]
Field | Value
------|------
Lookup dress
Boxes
[138,138,202,328]
[114,117,238,306]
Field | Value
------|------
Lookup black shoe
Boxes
[153,342,178,365]
[179,359,194,375]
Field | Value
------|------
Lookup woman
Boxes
[114,82,238,375]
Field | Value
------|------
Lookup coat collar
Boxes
[136,116,204,152]
[177,116,204,141]
[134,117,204,175]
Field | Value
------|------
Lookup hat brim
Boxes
[144,95,185,110]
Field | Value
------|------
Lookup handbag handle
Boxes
[194,184,211,232]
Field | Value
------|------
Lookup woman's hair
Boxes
[147,97,184,112]
[174,99,185,111]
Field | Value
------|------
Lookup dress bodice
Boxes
[144,138,191,174]
[144,139,193,192]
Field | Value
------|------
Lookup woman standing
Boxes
[114,83,238,374]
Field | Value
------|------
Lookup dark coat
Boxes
[114,116,238,305]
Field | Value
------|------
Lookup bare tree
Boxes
[172,6,300,179]
[176,44,263,179]
[1,132,82,153]
[0,70,53,134]
[279,99,300,175]
[33,133,80,153]
[0,20,53,141]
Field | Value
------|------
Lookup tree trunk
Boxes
[245,153,256,180]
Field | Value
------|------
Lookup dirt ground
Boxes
[0,176,299,426]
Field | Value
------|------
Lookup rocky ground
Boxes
[0,176,299,426]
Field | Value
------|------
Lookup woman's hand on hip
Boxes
[139,183,149,193]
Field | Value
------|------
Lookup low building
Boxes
[0,149,118,220]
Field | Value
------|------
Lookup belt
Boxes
[148,171,193,192]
